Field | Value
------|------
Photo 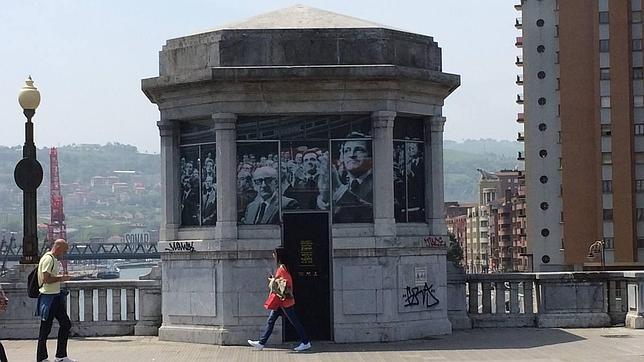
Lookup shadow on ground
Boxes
[263,328,586,353]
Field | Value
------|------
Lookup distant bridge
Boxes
[0,242,159,261]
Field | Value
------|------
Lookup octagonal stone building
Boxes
[142,5,460,345]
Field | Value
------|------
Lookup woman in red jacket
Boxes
[248,247,311,352]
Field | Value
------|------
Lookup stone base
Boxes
[448,312,472,330]
[537,313,611,328]
[334,318,451,343]
[159,324,282,346]
[625,312,644,329]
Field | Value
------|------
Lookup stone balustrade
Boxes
[0,265,161,339]
[465,273,536,328]
[447,271,630,329]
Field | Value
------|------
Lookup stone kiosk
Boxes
[142,5,459,345]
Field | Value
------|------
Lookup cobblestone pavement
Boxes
[4,327,644,361]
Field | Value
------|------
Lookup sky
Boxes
[0,0,521,154]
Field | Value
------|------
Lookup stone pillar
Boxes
[158,120,180,241]
[426,116,447,236]
[213,113,238,240]
[371,111,396,238]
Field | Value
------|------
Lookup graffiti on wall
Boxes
[402,282,439,308]
[423,236,445,248]
[164,241,196,252]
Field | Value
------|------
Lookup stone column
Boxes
[213,113,238,240]
[158,120,180,241]
[426,116,447,236]
[371,111,396,238]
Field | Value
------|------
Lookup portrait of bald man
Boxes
[242,166,298,224]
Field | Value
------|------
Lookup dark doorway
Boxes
[282,212,331,341]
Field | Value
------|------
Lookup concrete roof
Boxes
[214,4,399,31]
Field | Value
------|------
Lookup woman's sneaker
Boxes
[293,342,311,352]
[247,340,264,350]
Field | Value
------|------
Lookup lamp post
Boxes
[14,76,43,264]
[587,240,605,271]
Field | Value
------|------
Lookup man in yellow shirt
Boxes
[36,239,76,362]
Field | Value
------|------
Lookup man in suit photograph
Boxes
[332,135,373,223]
[181,174,200,225]
[242,166,298,224]
[285,149,326,210]
[201,175,217,225]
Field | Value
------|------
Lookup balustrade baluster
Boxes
[482,282,492,314]
[468,282,478,314]
[69,289,80,322]
[126,289,136,321]
[495,281,505,314]
[98,289,107,321]
[509,282,520,314]
[524,280,534,314]
[84,289,93,322]
[112,288,121,321]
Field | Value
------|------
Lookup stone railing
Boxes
[466,273,536,328]
[450,271,630,329]
[0,265,161,339]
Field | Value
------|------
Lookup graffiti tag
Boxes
[423,236,446,248]
[402,282,440,308]
[165,241,195,252]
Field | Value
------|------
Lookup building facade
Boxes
[517,0,644,270]
[142,6,460,345]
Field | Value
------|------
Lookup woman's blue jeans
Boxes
[259,306,309,345]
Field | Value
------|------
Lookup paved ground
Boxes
[4,328,644,361]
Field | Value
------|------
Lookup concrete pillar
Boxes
[426,116,447,236]
[213,113,238,240]
[157,120,180,241]
[371,111,396,237]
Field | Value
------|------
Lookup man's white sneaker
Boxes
[293,342,311,352]
[54,357,78,362]
[247,340,264,350]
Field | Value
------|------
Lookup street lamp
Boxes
[14,76,43,264]
[587,239,605,271]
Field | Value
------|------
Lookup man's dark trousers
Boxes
[37,295,71,361]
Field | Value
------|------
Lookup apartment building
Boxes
[517,0,644,270]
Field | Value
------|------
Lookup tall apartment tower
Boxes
[517,0,644,270]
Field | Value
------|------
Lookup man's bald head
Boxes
[52,238,69,257]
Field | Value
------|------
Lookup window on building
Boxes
[635,124,644,135]
[600,39,610,52]
[634,11,642,24]
[481,231,488,239]
[599,11,610,24]
[638,208,644,221]
[604,237,614,249]
[481,220,488,227]
[555,51,560,64]
[555,25,559,37]
[638,239,644,248]
[556,77,560,90]
[602,152,612,164]
[603,209,613,221]
[600,67,610,80]
[635,67,644,79]
[601,124,612,136]
[602,180,613,193]
[601,96,611,108]
[637,179,644,192]
[635,95,644,107]
[636,152,644,164]
[634,39,643,51]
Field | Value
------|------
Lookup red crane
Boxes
[48,147,68,272]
